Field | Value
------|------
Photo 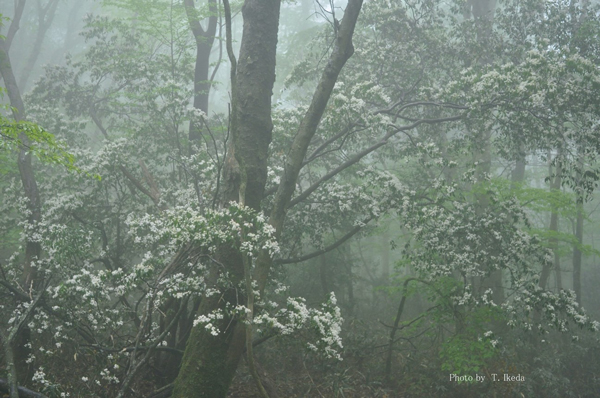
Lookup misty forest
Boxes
[2,0,600,397]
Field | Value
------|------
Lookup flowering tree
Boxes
[2,0,600,397]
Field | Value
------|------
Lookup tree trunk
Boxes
[572,146,584,304]
[185,0,217,145]
[171,277,246,397]
[173,1,364,395]
[172,1,281,397]
[18,0,60,92]
[0,17,41,385]
[320,254,330,298]
[540,155,561,290]
[573,201,583,303]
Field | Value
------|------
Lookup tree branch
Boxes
[0,379,48,398]
[5,0,27,51]
[287,113,464,209]
[275,217,372,265]
[269,0,364,232]
[303,122,361,165]
[119,165,160,207]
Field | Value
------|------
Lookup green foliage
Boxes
[440,334,497,379]
[0,116,76,170]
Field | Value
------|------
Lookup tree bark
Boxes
[573,202,584,304]
[185,0,217,144]
[171,252,247,398]
[572,143,585,304]
[540,156,562,290]
[172,1,282,397]
[573,206,583,302]
[0,19,42,290]
[173,1,364,396]
[0,15,42,385]
[4,0,27,50]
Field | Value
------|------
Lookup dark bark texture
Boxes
[173,1,365,397]
[185,0,217,144]
[171,248,247,398]
[233,0,281,211]
[173,1,282,393]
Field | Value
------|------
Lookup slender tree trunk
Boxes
[320,254,330,298]
[18,0,60,92]
[572,145,584,304]
[0,13,42,290]
[511,156,526,184]
[184,0,217,145]
[573,201,584,303]
[540,156,562,290]
[381,228,390,280]
[0,17,41,385]
[50,0,85,65]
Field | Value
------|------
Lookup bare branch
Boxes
[222,0,237,82]
[119,165,160,206]
[288,113,464,208]
[139,159,161,205]
[304,122,360,165]
[374,101,467,116]
[275,217,372,265]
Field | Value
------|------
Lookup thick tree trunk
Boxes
[233,0,281,211]
[173,1,363,396]
[171,276,246,398]
[172,1,281,397]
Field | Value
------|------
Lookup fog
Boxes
[1,1,600,397]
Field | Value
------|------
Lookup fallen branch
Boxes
[0,379,48,398]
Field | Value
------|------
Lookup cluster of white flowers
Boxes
[254,292,344,360]
[127,202,280,260]
[193,312,224,336]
